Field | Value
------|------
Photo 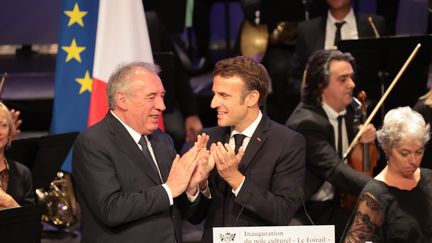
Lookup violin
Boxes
[350,91,378,176]
[341,91,378,209]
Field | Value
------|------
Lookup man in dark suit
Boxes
[72,62,205,243]
[286,49,376,241]
[187,56,306,242]
[289,0,386,107]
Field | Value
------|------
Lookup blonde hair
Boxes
[0,102,14,147]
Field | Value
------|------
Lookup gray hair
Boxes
[377,106,430,151]
[106,62,161,109]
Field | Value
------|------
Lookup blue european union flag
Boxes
[51,0,99,171]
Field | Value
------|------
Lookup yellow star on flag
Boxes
[64,3,87,27]
[62,39,86,63]
[76,71,93,94]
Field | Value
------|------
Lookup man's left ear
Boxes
[246,90,260,107]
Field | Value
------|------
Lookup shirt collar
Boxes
[111,110,143,144]
[231,110,263,138]
[322,102,346,121]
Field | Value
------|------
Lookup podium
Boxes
[337,35,432,126]
[0,203,46,243]
[213,225,335,243]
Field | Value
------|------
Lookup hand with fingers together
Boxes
[186,133,214,195]
[165,145,200,198]
[10,109,22,140]
[211,142,245,190]
[0,187,19,209]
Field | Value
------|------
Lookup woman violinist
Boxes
[342,107,432,242]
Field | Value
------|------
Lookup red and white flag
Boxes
[88,0,154,126]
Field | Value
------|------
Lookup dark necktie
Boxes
[138,136,161,181]
[337,115,344,158]
[334,21,346,46]
[233,134,247,154]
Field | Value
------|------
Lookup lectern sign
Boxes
[213,225,335,243]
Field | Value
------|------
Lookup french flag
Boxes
[88,0,154,126]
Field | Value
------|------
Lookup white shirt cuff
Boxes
[186,186,200,202]
[162,183,174,206]
[200,184,212,199]
[232,176,246,196]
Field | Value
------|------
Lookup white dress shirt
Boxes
[325,8,358,50]
[230,110,263,196]
[310,103,348,201]
[111,111,174,205]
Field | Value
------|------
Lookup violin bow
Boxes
[0,72,7,98]
[343,43,422,160]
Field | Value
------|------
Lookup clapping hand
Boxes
[166,133,215,197]
[0,187,19,209]
[10,109,22,140]
[186,133,214,195]
[211,142,245,190]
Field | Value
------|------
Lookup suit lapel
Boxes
[304,101,357,147]
[238,115,269,172]
[150,133,170,182]
[105,113,162,184]
[304,101,336,146]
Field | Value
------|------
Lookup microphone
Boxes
[301,0,312,20]
[368,16,380,38]
[297,187,314,225]
[233,192,252,227]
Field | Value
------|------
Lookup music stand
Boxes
[0,203,46,243]
[337,35,432,126]
[5,132,79,190]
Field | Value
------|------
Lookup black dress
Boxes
[342,169,432,243]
